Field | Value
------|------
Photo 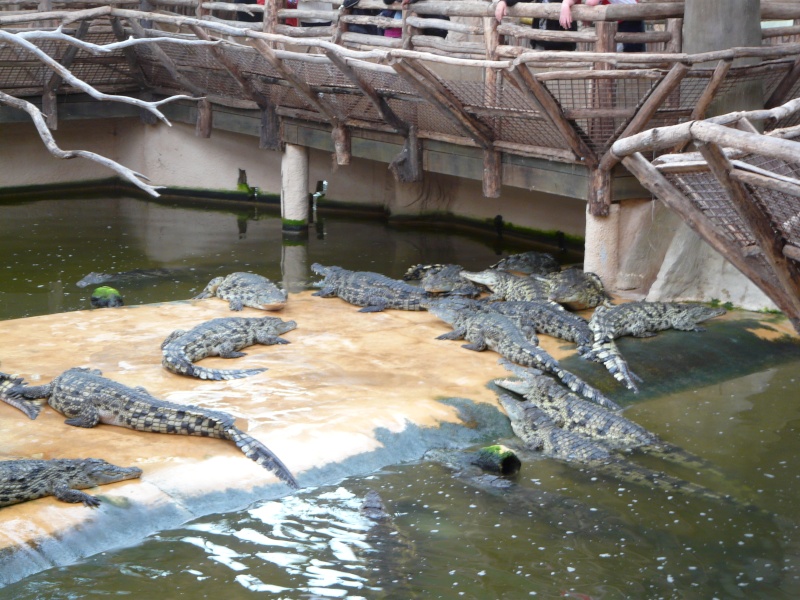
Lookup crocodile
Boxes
[543,267,608,310]
[497,393,736,505]
[7,368,299,489]
[494,360,656,449]
[0,458,142,508]
[483,299,593,352]
[0,372,40,420]
[421,296,539,344]
[76,267,183,289]
[460,269,549,303]
[403,263,483,297]
[583,301,727,391]
[194,272,287,311]
[425,299,619,410]
[489,251,561,276]
[494,360,732,477]
[161,316,297,380]
[311,263,429,312]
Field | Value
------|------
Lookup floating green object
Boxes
[470,444,521,475]
[90,286,124,308]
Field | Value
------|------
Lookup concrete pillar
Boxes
[281,143,309,233]
[583,203,620,286]
[684,0,763,113]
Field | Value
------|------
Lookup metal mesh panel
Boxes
[664,171,756,247]
[738,155,800,246]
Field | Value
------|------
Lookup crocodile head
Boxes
[273,318,298,335]
[685,304,728,322]
[65,458,143,487]
[76,272,113,288]
[547,269,607,310]
[421,297,473,324]
[459,269,504,288]
[490,251,561,275]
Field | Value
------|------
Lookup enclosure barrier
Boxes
[2,1,800,210]
[610,98,800,333]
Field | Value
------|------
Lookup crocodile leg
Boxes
[52,482,101,507]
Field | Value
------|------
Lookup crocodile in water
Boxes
[161,316,297,380]
[195,272,287,311]
[0,458,142,508]
[76,267,184,289]
[497,393,736,505]
[5,368,299,489]
[311,263,429,312]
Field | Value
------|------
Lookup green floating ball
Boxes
[91,286,124,308]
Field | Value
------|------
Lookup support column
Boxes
[281,144,309,235]
[584,203,620,286]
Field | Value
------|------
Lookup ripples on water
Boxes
[2,197,800,598]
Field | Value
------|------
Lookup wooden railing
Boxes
[2,0,800,212]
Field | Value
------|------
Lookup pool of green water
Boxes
[2,196,800,598]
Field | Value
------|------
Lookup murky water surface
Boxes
[2,197,800,598]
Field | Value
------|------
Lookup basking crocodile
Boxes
[489,251,561,276]
[497,393,735,505]
[421,296,539,344]
[195,272,287,311]
[311,263,429,312]
[584,301,727,391]
[0,458,142,508]
[403,263,482,297]
[425,299,619,410]
[0,372,40,420]
[543,268,607,310]
[483,299,593,352]
[7,368,299,489]
[161,316,297,380]
[461,269,549,303]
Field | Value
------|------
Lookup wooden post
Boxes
[42,19,90,130]
[195,98,213,138]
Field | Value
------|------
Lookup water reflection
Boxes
[0,196,547,321]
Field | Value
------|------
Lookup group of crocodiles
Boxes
[1,257,727,510]
[0,272,298,507]
[310,254,738,505]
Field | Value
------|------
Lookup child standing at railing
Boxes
[559,0,645,52]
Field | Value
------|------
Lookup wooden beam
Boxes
[323,48,409,135]
[698,140,800,320]
[506,65,597,166]
[332,123,351,165]
[389,125,423,183]
[390,57,494,149]
[252,39,340,125]
[42,19,90,130]
[483,149,501,198]
[196,97,212,138]
[599,61,690,172]
[785,244,800,262]
[673,59,731,152]
[110,17,159,125]
[731,167,800,198]
[127,18,206,98]
[621,152,800,333]
[766,55,800,109]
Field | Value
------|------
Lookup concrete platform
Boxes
[0,292,518,585]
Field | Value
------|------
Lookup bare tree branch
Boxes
[0,24,224,197]
[0,91,163,197]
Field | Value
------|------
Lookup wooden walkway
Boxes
[2,1,800,213]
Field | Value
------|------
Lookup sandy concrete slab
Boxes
[0,291,517,583]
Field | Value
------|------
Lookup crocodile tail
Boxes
[226,427,299,489]
[187,365,267,381]
[587,340,641,392]
[552,368,621,411]
[163,355,266,381]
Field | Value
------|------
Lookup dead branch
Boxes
[0,91,162,197]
